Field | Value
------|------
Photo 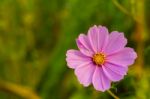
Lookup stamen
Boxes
[92,53,105,65]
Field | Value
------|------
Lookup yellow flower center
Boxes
[92,53,105,65]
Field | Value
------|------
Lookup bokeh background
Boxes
[0,0,150,99]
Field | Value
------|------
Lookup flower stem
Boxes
[107,90,120,99]
[112,0,130,16]
[112,0,139,23]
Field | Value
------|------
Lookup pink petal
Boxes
[88,25,109,53]
[66,50,91,69]
[76,34,94,57]
[75,62,95,87]
[92,66,111,92]
[104,31,127,55]
[106,47,137,66]
[102,62,128,81]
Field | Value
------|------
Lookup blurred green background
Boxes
[0,0,150,99]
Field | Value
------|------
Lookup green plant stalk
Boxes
[107,90,120,99]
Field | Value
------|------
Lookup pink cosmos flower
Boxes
[66,25,137,92]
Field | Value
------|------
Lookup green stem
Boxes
[112,0,139,23]
[107,90,120,99]
[112,0,130,16]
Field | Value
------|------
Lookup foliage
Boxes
[0,0,149,99]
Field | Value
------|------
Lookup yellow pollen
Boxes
[92,53,105,65]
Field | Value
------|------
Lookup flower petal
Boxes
[102,62,128,81]
[76,34,94,57]
[92,66,111,92]
[106,48,137,66]
[88,25,109,52]
[75,62,95,87]
[104,31,127,55]
[66,50,91,69]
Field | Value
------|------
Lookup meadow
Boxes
[0,0,150,99]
